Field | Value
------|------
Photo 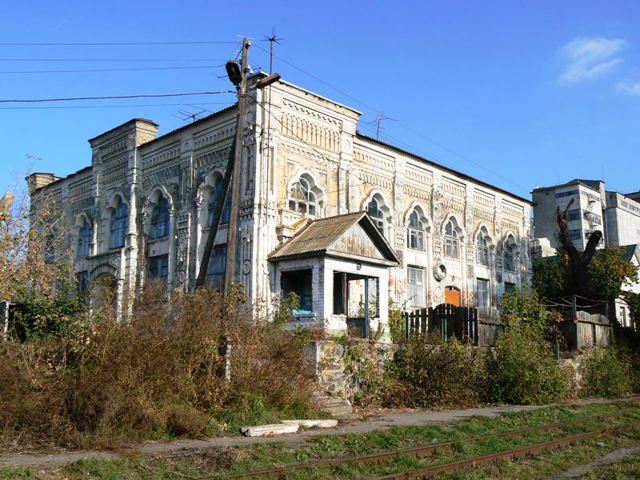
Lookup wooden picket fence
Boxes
[404,304,480,345]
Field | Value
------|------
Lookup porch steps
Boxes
[315,394,354,419]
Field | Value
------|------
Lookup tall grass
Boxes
[0,285,319,450]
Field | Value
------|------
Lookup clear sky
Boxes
[1,0,639,200]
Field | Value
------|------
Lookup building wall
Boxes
[30,77,532,319]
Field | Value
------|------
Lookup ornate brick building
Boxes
[30,74,532,335]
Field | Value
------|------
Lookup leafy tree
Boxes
[532,257,565,300]
[587,246,638,302]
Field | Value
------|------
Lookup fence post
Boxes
[404,311,409,340]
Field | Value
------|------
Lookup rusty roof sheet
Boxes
[268,211,398,263]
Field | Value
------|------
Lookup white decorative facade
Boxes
[30,75,533,333]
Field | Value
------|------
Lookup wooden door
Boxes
[444,286,461,306]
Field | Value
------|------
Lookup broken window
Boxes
[288,174,318,216]
[281,269,313,313]
[367,194,386,235]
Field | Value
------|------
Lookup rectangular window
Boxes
[77,271,89,294]
[568,229,583,241]
[148,254,169,281]
[504,282,516,294]
[407,266,426,308]
[555,189,578,198]
[206,245,227,290]
[567,208,581,222]
[281,269,313,312]
[477,278,489,308]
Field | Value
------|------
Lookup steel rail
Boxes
[374,422,640,480]
[205,410,632,479]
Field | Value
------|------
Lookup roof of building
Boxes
[268,211,400,264]
[356,133,532,205]
[532,178,604,194]
[88,118,158,143]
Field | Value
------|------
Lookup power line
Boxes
[0,57,226,62]
[252,46,530,195]
[0,101,233,110]
[0,40,239,46]
[0,65,225,74]
[0,90,234,104]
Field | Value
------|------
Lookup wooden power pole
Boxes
[224,38,251,292]
[195,38,280,291]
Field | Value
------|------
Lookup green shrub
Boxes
[488,325,568,405]
[388,301,406,344]
[392,334,488,408]
[581,347,631,398]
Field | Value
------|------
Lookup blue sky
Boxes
[1,0,639,199]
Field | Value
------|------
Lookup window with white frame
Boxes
[476,227,491,266]
[407,266,426,308]
[407,208,425,250]
[288,174,318,215]
[109,197,128,249]
[77,218,91,258]
[208,176,231,226]
[444,218,460,259]
[504,237,518,272]
[150,196,170,240]
[367,194,386,235]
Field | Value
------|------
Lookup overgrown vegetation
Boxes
[0,285,320,451]
[581,347,631,398]
[392,334,488,408]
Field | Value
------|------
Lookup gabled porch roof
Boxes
[268,212,400,266]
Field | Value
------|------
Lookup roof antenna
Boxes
[263,27,283,74]
[173,108,207,124]
[368,112,395,140]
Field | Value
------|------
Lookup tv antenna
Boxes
[173,108,207,123]
[263,27,283,74]
[368,112,395,140]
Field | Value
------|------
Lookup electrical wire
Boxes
[0,57,226,62]
[0,65,225,74]
[0,101,233,110]
[0,90,234,104]
[0,40,239,46]
[253,45,531,195]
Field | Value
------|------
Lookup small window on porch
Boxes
[281,269,313,313]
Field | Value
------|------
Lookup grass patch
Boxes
[1,400,637,480]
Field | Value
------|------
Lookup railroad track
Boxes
[206,408,638,479]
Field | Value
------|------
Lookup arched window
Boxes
[504,236,518,272]
[208,177,231,226]
[109,197,128,249]
[367,195,386,234]
[77,218,91,258]
[476,228,491,266]
[444,218,460,259]
[288,174,319,215]
[407,208,425,250]
[150,196,170,239]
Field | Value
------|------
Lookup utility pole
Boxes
[195,39,280,291]
[224,38,251,293]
